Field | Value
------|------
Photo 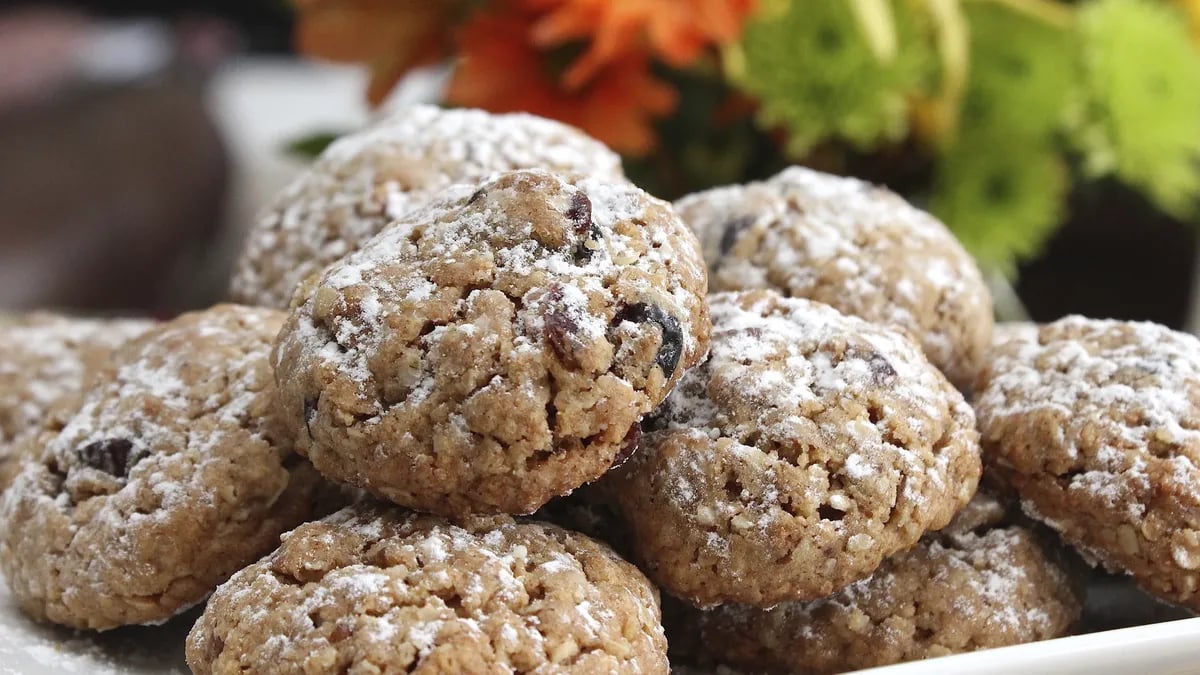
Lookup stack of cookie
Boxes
[0,104,1194,674]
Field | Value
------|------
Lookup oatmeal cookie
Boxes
[272,170,710,516]
[231,105,625,308]
[675,493,1081,674]
[675,166,993,389]
[0,305,322,630]
[607,290,980,607]
[186,502,668,674]
[975,316,1200,609]
[992,321,1040,349]
[0,314,152,491]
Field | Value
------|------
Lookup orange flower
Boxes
[291,0,459,104]
[446,6,678,154]
[523,0,758,88]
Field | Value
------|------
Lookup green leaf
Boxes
[960,1,1079,141]
[1071,0,1200,219]
[730,0,933,155]
[284,131,345,160]
[931,133,1068,276]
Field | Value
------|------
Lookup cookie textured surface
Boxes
[0,305,321,630]
[0,314,152,491]
[677,493,1081,674]
[975,316,1200,609]
[608,290,980,607]
[273,169,710,516]
[186,502,668,675]
[675,166,993,389]
[231,105,626,308]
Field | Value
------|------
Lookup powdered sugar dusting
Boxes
[0,305,292,627]
[822,527,1064,634]
[978,317,1200,600]
[0,576,190,674]
[700,524,1078,669]
[979,317,1200,521]
[198,507,665,672]
[614,290,979,606]
[279,168,707,422]
[650,291,975,538]
[0,314,152,462]
[232,104,626,308]
[675,165,992,386]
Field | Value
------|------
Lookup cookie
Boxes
[231,105,626,309]
[272,169,710,516]
[676,493,1081,674]
[0,305,322,630]
[186,502,668,674]
[674,166,993,389]
[607,290,980,607]
[975,316,1200,609]
[0,314,153,491]
[992,321,1040,349]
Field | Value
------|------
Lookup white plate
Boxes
[855,617,1200,675]
[0,581,189,674]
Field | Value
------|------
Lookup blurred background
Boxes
[0,0,370,314]
[2,0,1200,330]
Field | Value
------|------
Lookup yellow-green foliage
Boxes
[930,1,1076,274]
[730,0,1200,274]
[731,0,932,154]
[1072,0,1200,218]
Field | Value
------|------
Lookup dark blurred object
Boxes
[0,8,89,109]
[0,8,231,314]
[1018,181,1199,329]
[2,0,292,52]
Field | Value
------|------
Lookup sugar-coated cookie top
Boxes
[232,105,625,308]
[675,166,993,388]
[0,305,319,630]
[272,170,710,516]
[976,316,1200,586]
[979,317,1200,521]
[652,290,978,520]
[296,170,708,390]
[0,313,152,450]
[186,503,668,674]
[607,290,981,607]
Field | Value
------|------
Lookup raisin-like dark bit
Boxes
[303,398,318,437]
[543,284,585,368]
[863,351,898,385]
[566,191,592,234]
[718,215,756,256]
[611,424,642,469]
[78,438,137,477]
[467,187,486,205]
[567,192,604,264]
[612,303,684,378]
